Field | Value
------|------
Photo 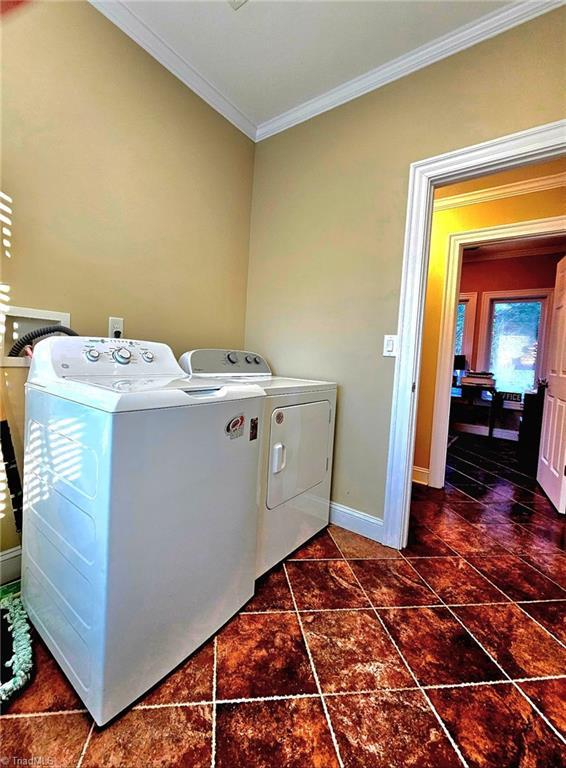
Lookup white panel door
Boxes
[267,401,331,510]
[537,255,566,514]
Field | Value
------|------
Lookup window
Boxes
[478,290,553,396]
[455,302,466,356]
[454,292,477,364]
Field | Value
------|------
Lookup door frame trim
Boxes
[382,119,566,549]
[428,217,564,489]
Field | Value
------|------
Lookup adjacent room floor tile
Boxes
[0,712,92,768]
[301,610,413,693]
[215,612,316,700]
[288,529,343,560]
[402,524,457,557]
[448,499,538,525]
[474,522,561,558]
[83,706,212,768]
[216,697,339,768]
[285,561,370,610]
[242,564,294,612]
[349,559,440,607]
[428,683,566,768]
[453,603,566,679]
[409,499,455,527]
[467,554,566,601]
[425,518,508,556]
[520,552,566,590]
[519,678,566,735]
[518,600,566,644]
[328,526,401,559]
[379,607,504,686]
[140,641,214,706]
[409,556,510,605]
[326,690,461,768]
[1,635,83,715]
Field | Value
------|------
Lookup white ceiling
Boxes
[91,0,559,141]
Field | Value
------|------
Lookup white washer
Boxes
[21,337,264,725]
[179,349,337,577]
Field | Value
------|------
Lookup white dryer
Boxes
[179,349,337,577]
[21,337,264,725]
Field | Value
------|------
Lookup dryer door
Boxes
[267,400,331,510]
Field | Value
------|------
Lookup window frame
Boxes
[477,288,554,389]
[455,291,477,365]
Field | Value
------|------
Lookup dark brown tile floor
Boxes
[1,435,564,766]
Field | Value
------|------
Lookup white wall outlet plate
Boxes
[108,317,124,338]
[383,334,398,357]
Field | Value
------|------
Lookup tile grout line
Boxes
[210,636,217,768]
[4,677,566,720]
[440,455,566,590]
[444,444,566,648]
[444,478,556,524]
[420,512,566,594]
[326,528,469,768]
[282,562,345,768]
[0,708,89,720]
[445,460,547,500]
[459,555,566,650]
[76,721,94,768]
[449,444,544,482]
[400,553,566,747]
[133,699,213,711]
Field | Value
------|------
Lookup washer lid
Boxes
[27,374,264,413]
[63,374,220,394]
[194,375,336,396]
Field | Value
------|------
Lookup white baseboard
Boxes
[453,423,519,441]
[1,546,22,585]
[412,466,430,485]
[330,501,384,543]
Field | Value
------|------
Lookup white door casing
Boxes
[537,255,566,514]
[383,119,566,550]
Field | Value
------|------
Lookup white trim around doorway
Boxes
[381,119,566,550]
[428,217,564,489]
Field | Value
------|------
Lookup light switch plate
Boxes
[383,334,398,357]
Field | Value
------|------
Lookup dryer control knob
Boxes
[142,351,154,363]
[114,347,132,365]
[227,352,238,364]
[245,355,253,364]
[85,349,100,362]
[254,356,261,364]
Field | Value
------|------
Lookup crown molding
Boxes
[89,1,257,140]
[255,0,563,141]
[90,0,562,144]
[434,170,566,211]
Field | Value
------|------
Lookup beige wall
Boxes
[0,1,255,554]
[245,8,566,519]
[1,1,255,356]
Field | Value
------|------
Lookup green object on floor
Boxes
[0,582,33,703]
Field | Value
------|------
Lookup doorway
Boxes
[381,119,566,550]
[427,224,566,489]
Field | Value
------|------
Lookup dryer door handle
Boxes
[271,442,287,474]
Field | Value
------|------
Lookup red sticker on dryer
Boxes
[226,414,245,439]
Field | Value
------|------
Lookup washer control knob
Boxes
[245,355,253,364]
[254,356,261,365]
[226,352,238,364]
[142,351,154,363]
[85,348,100,362]
[113,347,132,365]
